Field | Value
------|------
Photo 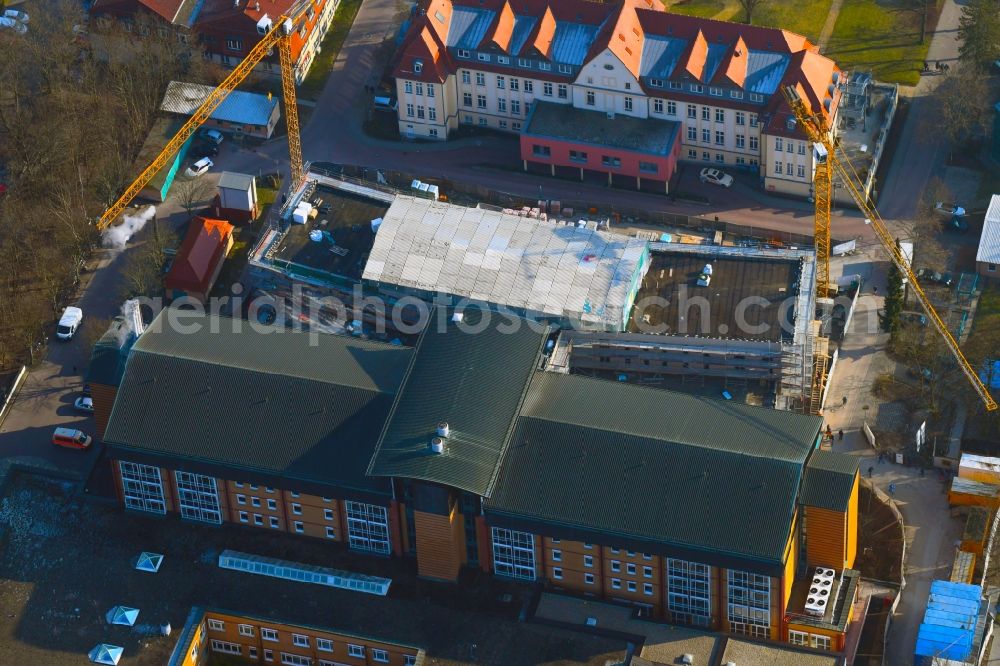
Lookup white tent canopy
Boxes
[135,552,163,573]
[106,606,139,626]
[88,644,123,665]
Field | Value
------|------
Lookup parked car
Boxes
[51,427,92,450]
[199,129,224,145]
[933,202,965,217]
[4,9,28,22]
[74,396,94,413]
[56,306,83,340]
[699,168,733,188]
[0,16,27,33]
[185,157,213,177]
[193,141,219,157]
[945,215,969,233]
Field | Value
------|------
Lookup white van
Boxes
[57,307,83,340]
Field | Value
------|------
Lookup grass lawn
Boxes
[298,0,364,101]
[825,0,937,86]
[752,0,833,42]
[663,0,734,19]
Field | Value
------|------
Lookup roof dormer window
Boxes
[413,59,423,74]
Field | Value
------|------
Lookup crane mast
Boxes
[96,1,313,231]
[782,86,997,412]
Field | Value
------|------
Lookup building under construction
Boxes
[548,244,821,410]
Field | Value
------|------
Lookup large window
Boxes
[790,630,831,650]
[119,462,166,514]
[491,527,536,580]
[667,558,712,626]
[175,471,222,524]
[727,569,771,638]
[345,501,390,554]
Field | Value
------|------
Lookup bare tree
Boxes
[935,65,992,145]
[120,218,176,299]
[173,176,217,220]
[738,0,767,24]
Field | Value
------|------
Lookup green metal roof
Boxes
[367,309,549,497]
[104,310,412,495]
[486,372,822,567]
[800,450,860,512]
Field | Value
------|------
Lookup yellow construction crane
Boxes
[96,2,311,231]
[783,85,998,412]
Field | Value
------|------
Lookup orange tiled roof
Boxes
[165,217,234,295]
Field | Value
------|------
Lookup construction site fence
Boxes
[317,163,831,248]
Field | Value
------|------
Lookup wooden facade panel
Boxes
[806,505,848,570]
[783,513,798,617]
[91,383,117,441]
[846,473,859,569]
[413,509,463,582]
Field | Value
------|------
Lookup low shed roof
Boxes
[160,81,278,128]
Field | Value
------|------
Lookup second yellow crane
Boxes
[782,86,997,412]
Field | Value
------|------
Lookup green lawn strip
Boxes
[752,0,833,42]
[824,0,934,86]
[664,0,730,19]
[299,0,364,101]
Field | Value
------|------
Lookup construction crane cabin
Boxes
[781,85,997,412]
[96,0,313,232]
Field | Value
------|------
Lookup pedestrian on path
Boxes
[838,429,844,441]
[888,482,896,496]
[842,395,847,406]
[868,466,874,478]
[873,286,878,295]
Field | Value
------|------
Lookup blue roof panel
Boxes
[703,42,729,83]
[551,22,598,66]
[639,36,687,79]
[448,7,495,50]
[744,50,789,94]
[509,15,537,55]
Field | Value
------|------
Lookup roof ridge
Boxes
[136,345,393,394]
[516,411,804,464]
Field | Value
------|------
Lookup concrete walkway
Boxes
[877,0,964,221]
[816,0,845,49]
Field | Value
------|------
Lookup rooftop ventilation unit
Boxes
[256,14,272,34]
[681,654,694,665]
[451,312,464,323]
[430,437,445,454]
[437,422,450,438]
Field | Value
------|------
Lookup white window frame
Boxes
[239,624,255,637]
[611,578,621,589]
[457,49,470,58]
[211,639,241,655]
[627,581,637,592]
[175,471,222,524]
[668,558,712,627]
[280,653,312,666]
[584,555,594,568]
[262,627,278,642]
[208,619,225,631]
[346,501,391,554]
[292,634,309,648]
[317,638,333,652]
[372,648,389,663]
[727,569,771,636]
[348,644,365,658]
[491,527,536,580]
[294,521,304,533]
[552,567,563,579]
[119,462,166,514]
[269,516,280,529]
[292,503,302,515]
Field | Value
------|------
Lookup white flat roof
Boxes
[362,196,649,328]
[978,194,1000,264]
[960,453,1000,473]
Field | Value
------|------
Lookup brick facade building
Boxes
[93,307,862,655]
